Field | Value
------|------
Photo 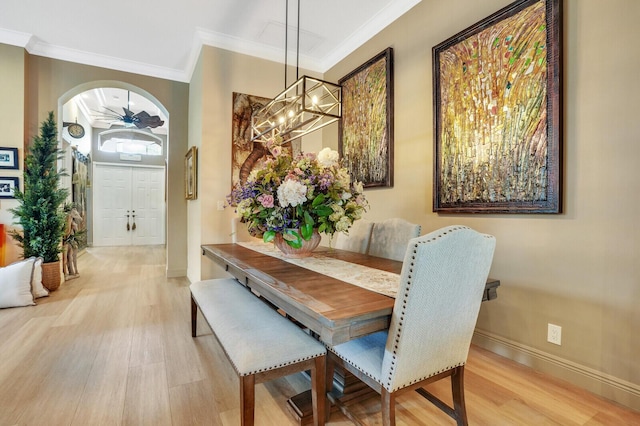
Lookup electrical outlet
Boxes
[547,323,562,345]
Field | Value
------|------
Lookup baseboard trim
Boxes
[472,329,640,411]
[166,268,187,278]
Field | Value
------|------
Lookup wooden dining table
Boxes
[201,242,500,424]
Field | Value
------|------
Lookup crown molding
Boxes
[188,27,323,80]
[27,41,190,83]
[319,0,422,70]
[1,0,422,84]
[0,27,32,48]
[0,28,189,83]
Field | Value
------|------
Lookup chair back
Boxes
[368,218,421,261]
[332,219,374,254]
[380,225,496,392]
[231,216,253,243]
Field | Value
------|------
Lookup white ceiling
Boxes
[71,87,168,132]
[0,0,421,83]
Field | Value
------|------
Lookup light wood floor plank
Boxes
[0,245,637,425]
[169,379,224,426]
[52,287,100,327]
[129,304,166,367]
[124,362,172,426]
[12,323,101,425]
[70,285,136,425]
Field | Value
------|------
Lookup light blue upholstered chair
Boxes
[368,218,422,261]
[332,219,374,254]
[325,225,496,426]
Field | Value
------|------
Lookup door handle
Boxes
[126,210,130,231]
[131,210,136,231]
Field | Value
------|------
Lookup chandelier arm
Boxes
[250,3,342,144]
[296,0,300,81]
[285,0,288,89]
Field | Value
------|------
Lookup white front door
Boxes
[130,167,165,245]
[93,164,165,246]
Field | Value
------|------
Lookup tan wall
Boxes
[187,53,204,282]
[0,44,25,265]
[192,46,323,282]
[17,53,190,276]
[322,0,640,409]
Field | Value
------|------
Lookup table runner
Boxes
[237,241,400,297]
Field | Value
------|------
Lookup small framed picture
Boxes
[0,177,19,198]
[185,146,197,200]
[0,147,19,169]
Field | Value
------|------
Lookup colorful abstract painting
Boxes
[339,48,394,188]
[433,0,561,213]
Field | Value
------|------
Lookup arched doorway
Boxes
[58,82,169,248]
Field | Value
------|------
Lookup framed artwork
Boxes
[185,146,197,200]
[231,92,298,199]
[433,0,562,213]
[232,92,272,193]
[0,177,18,198]
[339,47,394,188]
[0,147,19,169]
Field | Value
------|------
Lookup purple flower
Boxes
[314,173,333,190]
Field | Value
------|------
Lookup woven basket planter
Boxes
[41,261,61,291]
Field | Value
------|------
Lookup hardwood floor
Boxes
[0,246,638,425]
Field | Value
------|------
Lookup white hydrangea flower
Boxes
[335,168,350,188]
[329,204,345,222]
[277,179,308,207]
[317,147,339,168]
[335,216,351,232]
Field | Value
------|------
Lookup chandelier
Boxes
[251,0,342,143]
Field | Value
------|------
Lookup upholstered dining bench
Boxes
[190,279,326,425]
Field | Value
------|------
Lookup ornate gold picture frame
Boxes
[185,146,197,200]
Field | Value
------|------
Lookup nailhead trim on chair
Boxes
[383,225,470,392]
[326,346,465,392]
[326,347,383,383]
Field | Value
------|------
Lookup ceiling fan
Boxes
[96,91,164,129]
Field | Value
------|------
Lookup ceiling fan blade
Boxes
[133,110,165,129]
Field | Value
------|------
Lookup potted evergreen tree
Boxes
[10,111,69,291]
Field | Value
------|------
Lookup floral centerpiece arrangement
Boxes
[229,141,368,255]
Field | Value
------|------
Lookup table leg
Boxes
[286,365,376,425]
